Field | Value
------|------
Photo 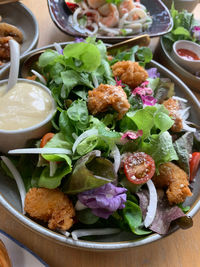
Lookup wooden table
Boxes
[1,1,200,267]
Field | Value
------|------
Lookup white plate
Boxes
[0,230,48,266]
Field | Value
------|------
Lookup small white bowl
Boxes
[0,79,56,153]
[172,40,200,74]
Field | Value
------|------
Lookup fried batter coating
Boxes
[0,23,23,43]
[25,188,75,231]
[163,98,183,132]
[152,162,192,205]
[0,36,12,60]
[111,60,148,89]
[88,83,130,119]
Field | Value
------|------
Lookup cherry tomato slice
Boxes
[189,152,200,181]
[65,1,79,12]
[40,133,55,148]
[124,152,155,185]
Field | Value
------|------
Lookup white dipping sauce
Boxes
[0,82,53,130]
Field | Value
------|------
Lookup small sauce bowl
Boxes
[0,79,56,153]
[172,40,200,74]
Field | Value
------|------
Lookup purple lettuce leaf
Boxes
[137,189,185,235]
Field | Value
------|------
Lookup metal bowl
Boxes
[0,43,200,251]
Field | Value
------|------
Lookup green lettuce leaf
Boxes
[63,150,116,194]
[126,104,174,139]
[63,42,101,72]
[123,200,151,235]
[141,131,178,168]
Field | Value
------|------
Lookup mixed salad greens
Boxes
[1,37,200,240]
[163,3,200,47]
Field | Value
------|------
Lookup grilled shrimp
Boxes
[112,60,148,89]
[118,0,135,17]
[98,3,119,28]
[88,83,130,120]
[87,0,106,9]
[0,23,23,43]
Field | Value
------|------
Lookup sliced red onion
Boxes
[72,129,98,153]
[182,121,196,132]
[1,156,26,214]
[172,96,188,103]
[179,107,190,120]
[75,200,87,211]
[49,161,57,177]
[71,228,121,241]
[91,73,99,88]
[59,230,70,237]
[72,132,78,140]
[99,22,120,35]
[6,39,20,92]
[53,42,62,54]
[144,179,157,228]
[31,69,47,85]
[94,175,112,182]
[8,148,72,155]
[110,145,121,174]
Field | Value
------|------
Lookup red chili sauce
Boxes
[177,48,200,61]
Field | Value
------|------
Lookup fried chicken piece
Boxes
[152,162,192,205]
[0,36,12,60]
[0,23,23,43]
[24,188,75,231]
[111,60,148,89]
[163,98,183,132]
[88,83,130,120]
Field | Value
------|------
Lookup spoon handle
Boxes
[107,34,150,54]
[6,39,20,92]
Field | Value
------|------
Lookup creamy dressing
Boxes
[0,82,53,130]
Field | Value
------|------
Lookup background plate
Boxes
[0,2,39,69]
[0,43,200,251]
[0,230,48,266]
[47,0,173,43]
[154,37,200,92]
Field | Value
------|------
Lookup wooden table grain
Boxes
[1,1,200,266]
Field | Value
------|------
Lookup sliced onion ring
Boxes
[144,179,157,228]
[71,228,121,241]
[72,129,98,153]
[1,156,26,214]
[8,148,72,155]
[31,69,47,85]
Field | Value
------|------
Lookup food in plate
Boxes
[1,38,200,241]
[66,0,152,36]
[0,20,23,66]
[163,3,200,77]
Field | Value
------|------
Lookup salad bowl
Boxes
[0,42,200,251]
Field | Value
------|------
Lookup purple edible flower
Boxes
[78,183,127,219]
[147,68,160,79]
[121,130,143,143]
[192,26,200,42]
[74,37,86,43]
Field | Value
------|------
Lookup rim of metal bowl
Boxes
[0,44,200,251]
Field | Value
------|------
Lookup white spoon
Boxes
[6,39,20,93]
